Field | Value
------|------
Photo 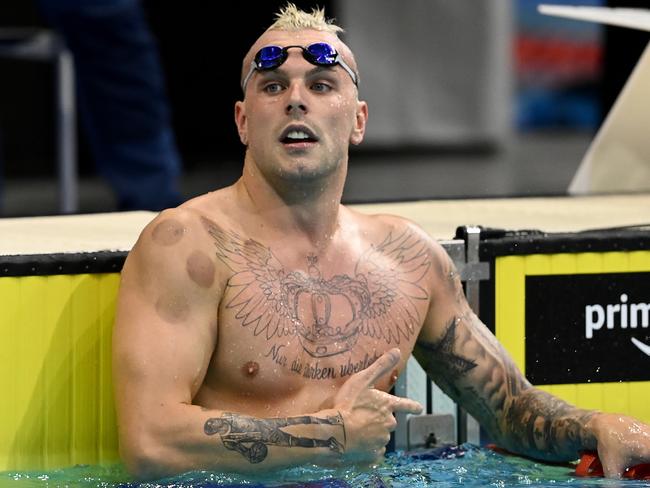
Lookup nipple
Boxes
[243,361,260,377]
[389,369,399,386]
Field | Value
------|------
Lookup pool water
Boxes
[2,445,650,488]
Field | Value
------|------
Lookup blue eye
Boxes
[264,83,282,93]
[263,82,284,93]
[311,82,331,93]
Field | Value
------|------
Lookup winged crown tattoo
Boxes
[201,217,431,358]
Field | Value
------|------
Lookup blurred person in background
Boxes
[37,0,183,211]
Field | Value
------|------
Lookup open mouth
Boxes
[279,126,319,146]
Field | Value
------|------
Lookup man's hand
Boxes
[590,413,650,478]
[333,348,423,462]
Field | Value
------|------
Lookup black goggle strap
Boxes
[241,44,358,91]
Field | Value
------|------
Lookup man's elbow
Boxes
[119,435,174,481]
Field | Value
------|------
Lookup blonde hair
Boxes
[268,3,344,35]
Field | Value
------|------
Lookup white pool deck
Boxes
[0,193,648,256]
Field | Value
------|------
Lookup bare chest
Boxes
[199,268,430,413]
[194,222,433,414]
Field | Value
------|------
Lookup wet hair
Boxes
[268,2,344,35]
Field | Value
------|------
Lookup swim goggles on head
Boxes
[241,42,358,92]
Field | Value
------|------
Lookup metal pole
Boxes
[457,226,482,444]
[55,43,77,214]
[464,226,482,313]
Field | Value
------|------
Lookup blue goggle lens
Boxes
[305,43,337,65]
[256,45,286,69]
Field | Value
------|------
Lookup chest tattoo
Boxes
[201,217,432,378]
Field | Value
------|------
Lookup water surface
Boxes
[2,445,649,487]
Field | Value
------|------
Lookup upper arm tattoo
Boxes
[414,312,523,436]
[416,317,477,397]
[201,216,430,368]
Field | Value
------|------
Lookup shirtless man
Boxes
[113,3,650,480]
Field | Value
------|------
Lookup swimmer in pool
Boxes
[112,3,650,480]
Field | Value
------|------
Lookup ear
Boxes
[350,101,368,146]
[234,100,248,145]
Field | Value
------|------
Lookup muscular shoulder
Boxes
[344,207,451,287]
[345,207,444,254]
[121,207,233,304]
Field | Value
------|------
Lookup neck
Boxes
[237,157,346,246]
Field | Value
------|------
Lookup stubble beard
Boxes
[267,144,344,186]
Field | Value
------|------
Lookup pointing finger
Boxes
[391,396,423,415]
[356,348,401,389]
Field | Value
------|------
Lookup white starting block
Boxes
[538,5,650,194]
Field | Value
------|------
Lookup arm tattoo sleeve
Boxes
[204,412,345,464]
[416,254,597,461]
[502,389,597,460]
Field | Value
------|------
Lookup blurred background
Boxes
[0,0,648,216]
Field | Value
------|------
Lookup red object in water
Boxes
[576,451,650,480]
[575,451,604,477]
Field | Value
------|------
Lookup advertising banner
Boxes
[525,272,650,385]
[492,247,650,423]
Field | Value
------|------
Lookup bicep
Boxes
[113,237,219,417]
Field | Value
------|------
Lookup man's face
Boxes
[235,29,367,185]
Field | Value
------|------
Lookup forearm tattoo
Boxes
[503,389,597,460]
[415,254,596,461]
[204,412,345,463]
